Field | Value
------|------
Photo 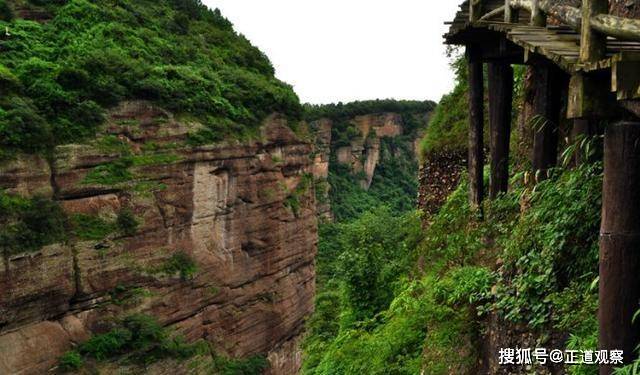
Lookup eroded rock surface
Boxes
[0,101,317,374]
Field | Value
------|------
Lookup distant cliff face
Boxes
[310,111,430,221]
[0,101,316,374]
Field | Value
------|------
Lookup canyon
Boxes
[0,100,431,374]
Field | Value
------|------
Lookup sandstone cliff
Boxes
[310,111,430,221]
[0,101,317,374]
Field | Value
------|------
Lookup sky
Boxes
[202,1,461,105]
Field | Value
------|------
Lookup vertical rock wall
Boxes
[0,101,317,374]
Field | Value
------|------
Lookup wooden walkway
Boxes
[445,1,640,374]
[446,1,640,76]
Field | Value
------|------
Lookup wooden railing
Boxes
[472,0,640,43]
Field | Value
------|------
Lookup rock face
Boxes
[310,119,333,220]
[334,113,405,190]
[418,150,467,217]
[0,101,317,374]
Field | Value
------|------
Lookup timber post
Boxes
[531,0,546,27]
[467,46,485,210]
[531,62,563,179]
[470,0,484,21]
[488,62,513,199]
[580,0,607,63]
[599,121,640,375]
[504,0,518,23]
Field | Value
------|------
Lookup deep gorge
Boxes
[1,0,637,374]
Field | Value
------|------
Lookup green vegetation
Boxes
[58,351,83,372]
[327,137,418,222]
[304,162,602,374]
[159,251,198,280]
[71,213,116,240]
[0,191,67,256]
[57,313,269,373]
[70,208,138,240]
[304,99,434,123]
[306,99,433,148]
[284,172,313,217]
[59,314,208,370]
[211,354,270,375]
[419,51,525,158]
[304,58,602,373]
[116,208,139,236]
[419,55,469,156]
[0,0,301,160]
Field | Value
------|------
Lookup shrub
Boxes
[0,99,52,154]
[161,251,198,280]
[0,193,67,256]
[0,0,12,21]
[83,158,134,185]
[57,351,83,372]
[79,328,132,360]
[212,354,270,375]
[0,0,303,156]
[116,208,139,236]
[64,314,206,370]
[0,65,20,95]
[71,213,116,240]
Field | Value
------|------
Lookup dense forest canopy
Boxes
[0,0,302,160]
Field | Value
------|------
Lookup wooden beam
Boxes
[567,72,616,119]
[531,0,547,27]
[509,0,640,43]
[488,62,513,198]
[540,1,582,30]
[467,46,485,210]
[599,121,640,375]
[479,5,506,22]
[504,0,518,23]
[612,59,640,100]
[470,0,484,21]
[592,14,640,42]
[580,0,607,63]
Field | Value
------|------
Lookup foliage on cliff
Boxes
[419,54,470,156]
[0,0,301,160]
[419,50,525,158]
[306,100,434,147]
[57,313,269,374]
[327,137,419,222]
[303,161,602,374]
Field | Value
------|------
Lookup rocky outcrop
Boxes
[0,101,317,374]
[418,150,467,217]
[311,119,332,220]
[334,113,405,190]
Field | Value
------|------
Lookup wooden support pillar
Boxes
[599,121,640,375]
[467,46,484,209]
[504,0,519,23]
[470,0,483,21]
[531,63,563,178]
[488,62,513,199]
[531,0,547,26]
[581,0,607,63]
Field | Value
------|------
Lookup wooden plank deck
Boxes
[445,5,640,74]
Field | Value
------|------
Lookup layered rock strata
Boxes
[0,101,317,374]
